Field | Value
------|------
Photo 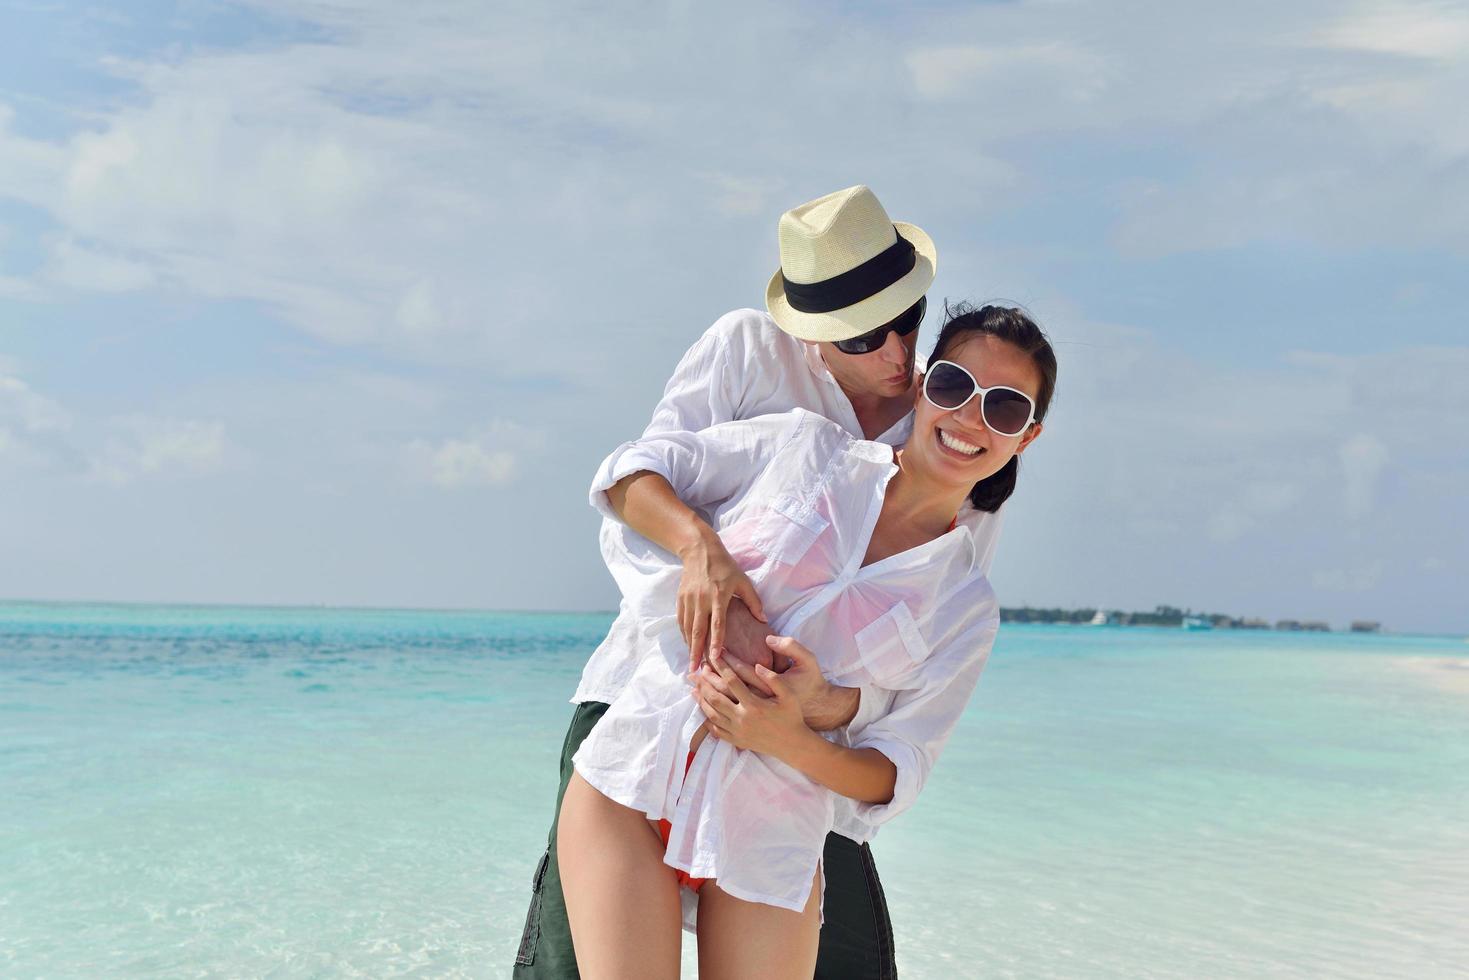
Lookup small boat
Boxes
[1089,609,1110,626]
[1182,616,1213,631]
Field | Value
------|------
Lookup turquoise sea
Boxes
[2,602,1466,978]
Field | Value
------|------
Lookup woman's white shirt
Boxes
[575,409,1000,913]
[571,307,1002,710]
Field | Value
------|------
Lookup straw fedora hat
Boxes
[765,185,936,342]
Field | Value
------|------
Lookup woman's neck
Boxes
[883,448,971,539]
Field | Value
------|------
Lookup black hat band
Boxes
[781,229,917,314]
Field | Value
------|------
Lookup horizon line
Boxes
[2,596,1464,640]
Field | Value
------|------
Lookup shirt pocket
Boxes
[750,493,829,567]
[854,600,931,687]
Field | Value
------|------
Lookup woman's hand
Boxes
[693,649,810,760]
[706,634,860,731]
[675,528,767,673]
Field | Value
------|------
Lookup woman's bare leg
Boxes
[557,771,683,980]
[696,867,822,980]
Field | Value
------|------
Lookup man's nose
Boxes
[879,328,908,364]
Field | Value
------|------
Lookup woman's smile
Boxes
[936,427,987,459]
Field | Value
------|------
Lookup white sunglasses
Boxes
[922,360,1036,437]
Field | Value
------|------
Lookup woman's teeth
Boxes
[939,429,984,456]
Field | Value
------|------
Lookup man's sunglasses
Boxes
[922,359,1036,437]
[832,297,926,355]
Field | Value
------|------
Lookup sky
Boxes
[1,0,1466,633]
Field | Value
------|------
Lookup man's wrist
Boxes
[806,684,861,732]
[672,517,719,561]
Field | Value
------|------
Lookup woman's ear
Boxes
[1015,421,1043,455]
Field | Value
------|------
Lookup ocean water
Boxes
[2,602,1466,979]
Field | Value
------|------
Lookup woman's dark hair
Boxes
[928,301,1057,512]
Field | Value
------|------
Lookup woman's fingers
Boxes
[714,657,754,702]
[719,654,773,698]
[696,675,739,722]
[754,662,791,699]
[700,665,738,704]
[694,683,720,720]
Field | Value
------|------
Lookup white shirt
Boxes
[571,308,1005,850]
[572,308,1001,705]
[574,409,1000,913]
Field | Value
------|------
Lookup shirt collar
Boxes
[800,340,840,387]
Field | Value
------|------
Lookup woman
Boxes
[559,303,1057,979]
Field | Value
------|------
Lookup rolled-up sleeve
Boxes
[588,411,812,524]
[846,614,1000,829]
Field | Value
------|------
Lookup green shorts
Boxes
[512,700,899,979]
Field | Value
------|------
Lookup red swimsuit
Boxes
[656,751,707,891]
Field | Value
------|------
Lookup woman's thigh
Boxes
[556,771,683,980]
[696,869,823,980]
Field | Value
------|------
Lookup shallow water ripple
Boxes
[2,604,1466,978]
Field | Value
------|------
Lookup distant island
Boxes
[999,605,1382,633]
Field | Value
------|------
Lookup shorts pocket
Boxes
[514,849,551,967]
[752,493,829,566]
[854,601,931,686]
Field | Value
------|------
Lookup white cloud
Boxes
[1340,433,1390,519]
[906,42,1108,102]
[413,438,517,488]
[0,372,81,473]
[44,237,156,292]
[1207,481,1306,544]
[403,418,542,489]
[1312,3,1469,60]
[1312,561,1385,592]
[0,1,1024,369]
[707,174,788,218]
[0,374,69,433]
[92,416,228,484]
[0,274,39,299]
[1009,305,1469,624]
[2,1,1468,629]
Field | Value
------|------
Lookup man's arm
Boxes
[607,471,859,728]
[605,470,766,669]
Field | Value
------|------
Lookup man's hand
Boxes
[764,635,860,731]
[694,650,810,759]
[712,596,777,691]
[695,633,861,732]
[675,527,767,673]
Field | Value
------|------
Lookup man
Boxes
[514,185,1001,979]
